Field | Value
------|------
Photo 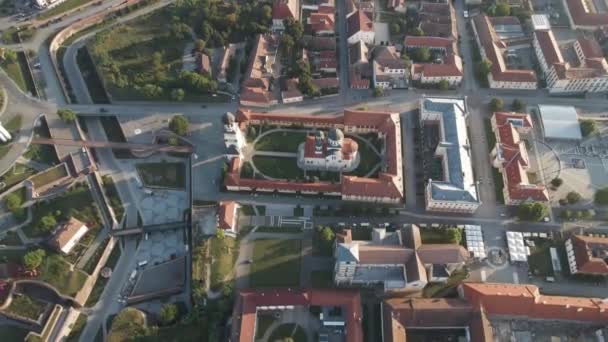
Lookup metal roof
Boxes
[538,105,582,141]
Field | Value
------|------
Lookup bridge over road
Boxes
[31,137,194,153]
[110,221,188,237]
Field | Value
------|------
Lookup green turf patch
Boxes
[6,294,46,320]
[254,131,307,153]
[251,239,301,288]
[136,161,186,189]
[209,236,238,290]
[252,156,304,180]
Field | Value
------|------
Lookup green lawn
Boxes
[255,314,277,339]
[1,58,27,92]
[38,253,88,297]
[6,294,46,320]
[0,164,35,194]
[420,228,462,244]
[29,164,69,188]
[252,156,304,180]
[254,131,307,153]
[108,308,146,342]
[38,0,94,20]
[268,323,307,342]
[209,236,238,290]
[0,325,30,341]
[136,162,186,189]
[66,313,87,342]
[23,184,101,239]
[251,239,301,288]
[344,135,381,177]
[311,270,333,288]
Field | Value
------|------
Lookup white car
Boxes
[464,10,469,18]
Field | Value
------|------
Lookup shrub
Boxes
[517,202,548,221]
[566,191,582,204]
[169,115,189,136]
[489,98,503,112]
[580,120,598,137]
[23,249,45,271]
[595,187,608,205]
[550,178,563,188]
[57,109,76,122]
[159,304,178,325]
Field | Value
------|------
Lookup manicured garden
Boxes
[250,239,301,288]
[0,164,34,194]
[136,161,186,189]
[101,175,124,222]
[6,294,46,321]
[38,253,88,297]
[23,183,101,239]
[1,54,28,92]
[268,323,307,342]
[419,227,463,245]
[29,164,69,188]
[251,156,304,180]
[254,131,307,153]
[344,135,381,177]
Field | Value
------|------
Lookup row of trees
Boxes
[489,98,526,112]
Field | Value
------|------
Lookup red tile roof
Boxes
[416,244,470,264]
[473,15,537,84]
[492,112,548,203]
[311,77,339,89]
[227,109,403,201]
[217,201,237,230]
[412,54,463,78]
[272,0,298,20]
[233,289,363,342]
[404,36,455,53]
[534,30,564,67]
[565,0,608,27]
[571,235,608,275]
[347,10,373,38]
[577,37,604,59]
[309,12,334,33]
[462,282,608,323]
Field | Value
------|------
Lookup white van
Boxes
[137,260,148,268]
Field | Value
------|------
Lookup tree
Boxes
[215,228,225,239]
[168,136,179,146]
[140,84,163,98]
[373,87,384,97]
[489,98,504,112]
[4,192,23,216]
[560,209,572,220]
[194,39,206,53]
[57,109,76,122]
[390,22,401,34]
[169,115,189,136]
[320,227,334,242]
[438,80,449,90]
[23,249,45,271]
[594,187,608,205]
[495,2,511,16]
[445,227,462,244]
[566,191,582,204]
[159,304,178,325]
[580,119,598,137]
[550,178,563,188]
[476,58,492,77]
[415,47,431,62]
[170,88,185,101]
[511,99,525,111]
[280,34,295,57]
[411,27,424,36]
[170,22,191,40]
[38,214,57,233]
[284,17,303,42]
[517,202,548,221]
[3,49,17,63]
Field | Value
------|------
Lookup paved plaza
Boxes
[140,190,188,225]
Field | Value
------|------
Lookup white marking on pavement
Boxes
[480,269,486,282]
[513,271,519,284]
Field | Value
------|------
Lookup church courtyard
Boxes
[240,126,383,181]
